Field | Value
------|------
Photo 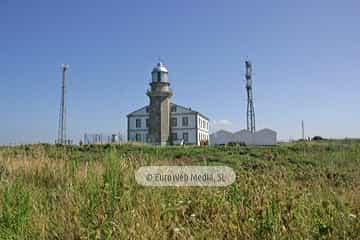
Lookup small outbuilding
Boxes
[253,128,277,146]
[209,130,234,145]
[210,128,277,146]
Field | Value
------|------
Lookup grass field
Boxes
[0,141,359,239]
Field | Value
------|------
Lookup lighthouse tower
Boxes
[146,62,173,145]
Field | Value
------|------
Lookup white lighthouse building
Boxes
[127,62,209,145]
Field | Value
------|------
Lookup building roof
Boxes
[212,130,233,136]
[127,103,209,120]
[211,128,277,136]
[126,106,148,117]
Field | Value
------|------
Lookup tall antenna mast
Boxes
[57,64,69,144]
[245,60,256,133]
[301,120,305,140]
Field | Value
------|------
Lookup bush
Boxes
[227,141,246,146]
[312,136,325,141]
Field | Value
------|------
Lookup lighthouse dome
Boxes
[151,62,169,83]
[152,62,168,73]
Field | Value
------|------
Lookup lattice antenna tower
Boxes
[245,60,256,133]
[57,64,69,144]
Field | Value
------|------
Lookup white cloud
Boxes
[218,120,232,125]
[211,119,234,132]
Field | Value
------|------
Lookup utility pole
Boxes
[57,64,69,144]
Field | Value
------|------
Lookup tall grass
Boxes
[0,141,359,239]
[0,179,31,239]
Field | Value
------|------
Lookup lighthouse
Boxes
[146,62,173,145]
[127,61,209,145]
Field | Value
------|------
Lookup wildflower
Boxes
[173,227,180,233]
[190,213,196,218]
[349,213,357,219]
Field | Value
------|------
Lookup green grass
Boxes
[0,141,359,239]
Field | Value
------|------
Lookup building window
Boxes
[157,72,161,82]
[182,117,188,126]
[203,120,206,129]
[206,122,208,130]
[135,133,141,141]
[172,132,178,141]
[171,105,177,112]
[145,134,148,142]
[136,119,141,128]
[146,106,149,113]
[199,118,201,128]
[183,132,189,142]
[146,118,149,128]
[171,117,177,127]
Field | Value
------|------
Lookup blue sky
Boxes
[1,0,359,144]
